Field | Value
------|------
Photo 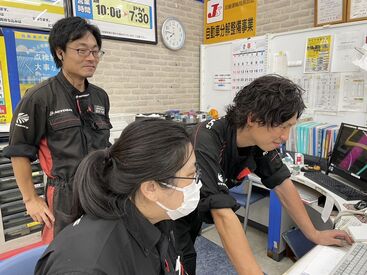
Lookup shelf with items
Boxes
[0,147,44,256]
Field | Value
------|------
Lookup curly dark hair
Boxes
[226,74,306,128]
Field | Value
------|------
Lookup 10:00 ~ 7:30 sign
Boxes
[72,0,156,43]
[93,1,151,29]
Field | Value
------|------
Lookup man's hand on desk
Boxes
[311,229,353,247]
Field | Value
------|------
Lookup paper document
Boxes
[338,72,366,112]
[331,32,362,72]
[321,196,334,223]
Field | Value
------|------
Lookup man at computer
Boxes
[174,75,353,275]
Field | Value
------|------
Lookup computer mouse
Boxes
[354,200,367,210]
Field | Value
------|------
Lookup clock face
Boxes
[162,18,185,50]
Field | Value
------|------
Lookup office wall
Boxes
[257,0,314,35]
[93,0,315,114]
[91,0,204,114]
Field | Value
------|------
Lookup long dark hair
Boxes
[226,74,306,128]
[71,118,191,220]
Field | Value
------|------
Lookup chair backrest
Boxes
[229,181,247,195]
[0,245,47,275]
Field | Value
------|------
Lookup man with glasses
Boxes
[3,17,111,242]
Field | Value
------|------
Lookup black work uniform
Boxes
[2,71,111,240]
[35,200,185,275]
[174,117,291,274]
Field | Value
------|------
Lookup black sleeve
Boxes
[194,123,238,224]
[253,148,291,189]
[2,93,47,161]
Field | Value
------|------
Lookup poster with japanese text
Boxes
[304,35,333,73]
[72,0,157,43]
[204,0,257,44]
[2,28,58,112]
[0,0,65,30]
[0,30,12,123]
[14,31,58,97]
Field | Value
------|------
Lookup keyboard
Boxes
[303,172,367,201]
[331,242,367,275]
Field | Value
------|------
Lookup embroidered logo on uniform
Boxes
[49,109,73,117]
[73,215,83,226]
[206,119,216,130]
[217,173,227,187]
[15,113,30,129]
[16,113,29,124]
[94,105,105,115]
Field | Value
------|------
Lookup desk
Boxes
[284,244,350,274]
[284,241,367,275]
[248,173,361,261]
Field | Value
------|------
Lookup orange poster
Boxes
[204,0,257,44]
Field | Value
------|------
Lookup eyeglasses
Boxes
[67,47,105,58]
[168,167,202,185]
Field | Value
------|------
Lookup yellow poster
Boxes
[0,34,12,123]
[204,0,257,44]
[305,35,333,73]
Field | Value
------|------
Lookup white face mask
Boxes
[156,179,202,220]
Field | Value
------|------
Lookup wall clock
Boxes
[161,17,186,50]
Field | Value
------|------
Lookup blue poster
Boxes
[15,31,58,96]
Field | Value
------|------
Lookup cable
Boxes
[333,208,367,225]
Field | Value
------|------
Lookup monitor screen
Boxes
[329,123,367,192]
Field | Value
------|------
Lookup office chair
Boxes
[0,245,47,275]
[229,178,265,232]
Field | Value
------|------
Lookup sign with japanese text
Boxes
[1,27,58,114]
[0,0,65,30]
[305,35,333,73]
[0,31,11,123]
[204,0,257,44]
[14,31,58,97]
[72,0,157,43]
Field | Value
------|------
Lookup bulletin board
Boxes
[269,20,367,126]
[200,21,367,126]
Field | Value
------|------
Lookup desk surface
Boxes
[248,171,366,273]
[284,242,367,275]
[284,244,349,275]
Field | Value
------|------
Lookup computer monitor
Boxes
[328,123,367,193]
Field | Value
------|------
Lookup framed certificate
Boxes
[71,0,157,44]
[0,0,66,30]
[314,0,346,26]
[347,0,367,21]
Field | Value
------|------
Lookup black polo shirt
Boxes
[35,200,183,275]
[193,117,291,223]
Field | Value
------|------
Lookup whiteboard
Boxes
[269,21,367,126]
[200,35,268,116]
[200,41,236,116]
[200,21,367,126]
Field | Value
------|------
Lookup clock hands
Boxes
[165,30,175,38]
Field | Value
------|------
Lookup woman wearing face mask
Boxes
[35,118,202,275]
